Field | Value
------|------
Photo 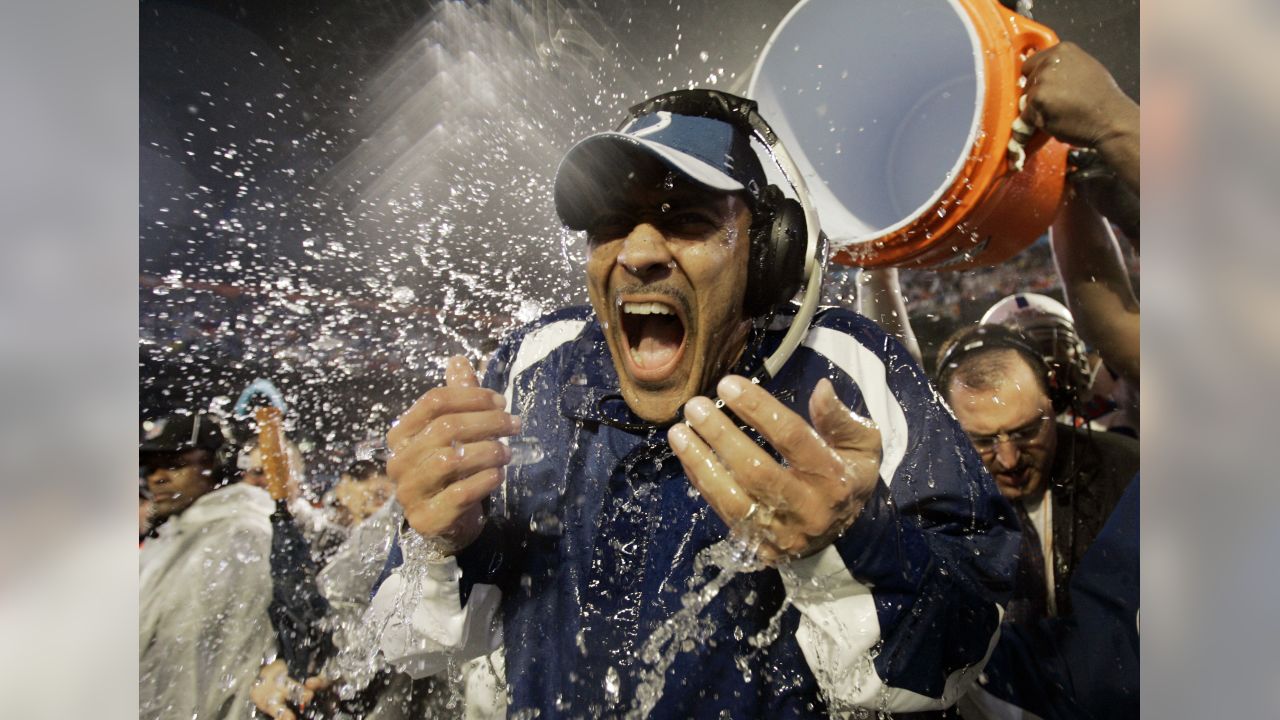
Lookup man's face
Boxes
[584,170,753,423]
[144,449,217,522]
[241,447,268,490]
[947,357,1058,501]
[334,473,393,526]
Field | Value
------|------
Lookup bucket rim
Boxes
[748,0,987,251]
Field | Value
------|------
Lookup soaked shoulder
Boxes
[803,306,929,378]
[810,305,888,339]
[499,305,595,348]
[808,305,911,358]
[486,305,597,386]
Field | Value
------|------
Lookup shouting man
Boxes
[370,90,1018,718]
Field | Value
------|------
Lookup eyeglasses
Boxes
[967,415,1052,454]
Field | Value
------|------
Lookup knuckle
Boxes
[422,390,448,419]
[386,454,405,480]
[430,448,461,477]
[394,483,417,510]
[801,510,833,539]
[386,424,406,447]
[426,416,459,445]
[776,420,815,450]
[736,386,765,413]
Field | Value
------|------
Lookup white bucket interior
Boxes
[749,0,983,249]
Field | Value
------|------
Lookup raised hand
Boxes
[387,355,520,555]
[1020,42,1139,192]
[668,375,882,564]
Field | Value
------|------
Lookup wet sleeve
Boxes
[783,321,1020,712]
[365,338,523,678]
[365,550,504,679]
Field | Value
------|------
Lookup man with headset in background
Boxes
[368,90,1018,718]
[935,325,1137,627]
[139,411,278,720]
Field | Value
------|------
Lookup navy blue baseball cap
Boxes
[554,109,769,231]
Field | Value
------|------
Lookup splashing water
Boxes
[625,520,785,719]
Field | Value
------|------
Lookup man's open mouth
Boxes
[619,297,687,382]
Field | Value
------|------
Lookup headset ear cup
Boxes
[770,196,807,305]
[745,187,806,317]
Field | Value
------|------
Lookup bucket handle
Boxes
[1007,13,1059,60]
[1001,14,1059,170]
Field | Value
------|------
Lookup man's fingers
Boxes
[809,378,882,458]
[386,410,520,480]
[404,468,503,535]
[396,440,511,504]
[716,376,837,476]
[682,396,817,513]
[1020,44,1054,80]
[388,386,506,449]
[446,354,481,389]
[420,410,521,449]
[668,423,754,528]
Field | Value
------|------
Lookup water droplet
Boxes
[604,666,621,704]
[509,436,545,466]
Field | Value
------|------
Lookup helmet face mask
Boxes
[982,293,1092,400]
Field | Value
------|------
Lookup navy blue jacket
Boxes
[379,305,1018,718]
[966,477,1139,719]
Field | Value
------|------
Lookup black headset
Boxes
[935,324,1074,415]
[621,89,809,317]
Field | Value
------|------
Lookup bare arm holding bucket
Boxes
[1021,42,1140,195]
[1051,192,1141,384]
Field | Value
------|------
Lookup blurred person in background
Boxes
[139,412,278,720]
[962,479,1140,720]
[332,459,395,528]
[240,437,347,563]
[251,454,459,720]
[139,477,154,543]
[982,289,1138,438]
[936,325,1137,626]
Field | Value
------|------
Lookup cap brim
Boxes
[553,132,745,231]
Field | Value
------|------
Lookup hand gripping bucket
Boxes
[749,0,1068,270]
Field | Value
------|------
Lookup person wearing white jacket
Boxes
[139,412,276,720]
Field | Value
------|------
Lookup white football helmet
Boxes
[981,293,1092,396]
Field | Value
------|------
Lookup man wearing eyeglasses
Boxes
[937,325,1138,625]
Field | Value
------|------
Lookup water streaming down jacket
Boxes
[139,483,276,720]
[370,305,1020,717]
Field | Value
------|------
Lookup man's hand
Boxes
[1020,42,1140,193]
[668,375,882,564]
[387,355,520,555]
[250,659,313,720]
[1020,41,1137,149]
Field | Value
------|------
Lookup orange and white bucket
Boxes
[749,0,1068,270]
